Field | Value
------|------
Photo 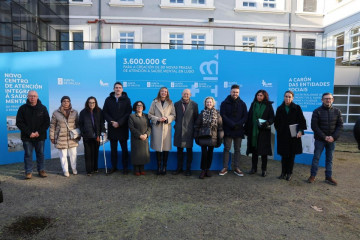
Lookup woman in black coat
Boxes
[245,90,274,177]
[79,97,105,176]
[128,101,151,176]
[194,97,224,179]
[274,91,307,181]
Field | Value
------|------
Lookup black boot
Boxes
[199,170,206,179]
[278,173,286,179]
[185,148,193,176]
[156,151,162,175]
[161,151,169,175]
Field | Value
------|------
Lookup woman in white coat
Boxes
[148,87,176,175]
[49,96,79,177]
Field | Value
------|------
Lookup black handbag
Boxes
[199,127,211,138]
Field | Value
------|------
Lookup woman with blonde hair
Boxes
[194,97,224,179]
[148,87,176,175]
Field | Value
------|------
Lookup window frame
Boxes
[159,0,215,10]
[235,0,286,13]
[111,26,142,49]
[333,86,360,125]
[235,30,284,54]
[161,28,213,50]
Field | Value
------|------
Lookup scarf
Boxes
[60,104,72,119]
[251,101,266,148]
[202,108,218,128]
[181,98,190,113]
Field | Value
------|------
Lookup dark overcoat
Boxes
[103,92,132,141]
[220,95,248,138]
[128,113,151,165]
[79,108,105,140]
[245,101,274,156]
[194,109,224,147]
[173,99,199,148]
[274,102,307,157]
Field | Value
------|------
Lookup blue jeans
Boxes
[311,139,335,178]
[23,141,45,174]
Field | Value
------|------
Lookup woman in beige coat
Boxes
[148,87,175,175]
[50,96,79,177]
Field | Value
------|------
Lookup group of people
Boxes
[16,82,345,185]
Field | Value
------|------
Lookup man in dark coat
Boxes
[354,118,360,150]
[103,82,132,174]
[16,90,50,179]
[219,84,248,177]
[173,89,199,176]
[308,93,343,186]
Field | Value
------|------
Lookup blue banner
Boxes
[0,49,334,169]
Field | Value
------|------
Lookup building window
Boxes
[161,28,213,50]
[262,36,276,53]
[160,0,214,9]
[120,32,134,49]
[263,0,276,8]
[191,34,205,49]
[335,33,344,65]
[111,26,142,49]
[301,38,316,56]
[243,1,256,7]
[236,0,284,12]
[57,31,84,50]
[334,86,360,124]
[72,32,84,50]
[191,0,205,4]
[58,31,69,50]
[169,33,184,49]
[303,0,317,12]
[350,26,360,58]
[242,36,256,52]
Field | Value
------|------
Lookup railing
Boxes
[7,40,360,66]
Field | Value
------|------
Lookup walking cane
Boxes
[101,134,108,175]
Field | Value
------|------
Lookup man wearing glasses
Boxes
[16,90,50,179]
[308,93,343,185]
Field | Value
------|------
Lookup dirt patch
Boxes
[2,216,53,240]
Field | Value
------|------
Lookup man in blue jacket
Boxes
[219,84,248,176]
[308,93,343,186]
[16,90,50,180]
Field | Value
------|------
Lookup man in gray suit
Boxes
[173,89,199,176]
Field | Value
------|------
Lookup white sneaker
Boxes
[219,168,228,176]
[72,169,78,175]
[64,172,70,177]
[234,168,244,177]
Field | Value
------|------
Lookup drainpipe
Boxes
[97,0,102,49]
[288,12,292,55]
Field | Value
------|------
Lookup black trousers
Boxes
[83,138,100,174]
[252,153,268,171]
[177,147,193,170]
[281,154,295,174]
[110,139,129,170]
[200,146,214,170]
